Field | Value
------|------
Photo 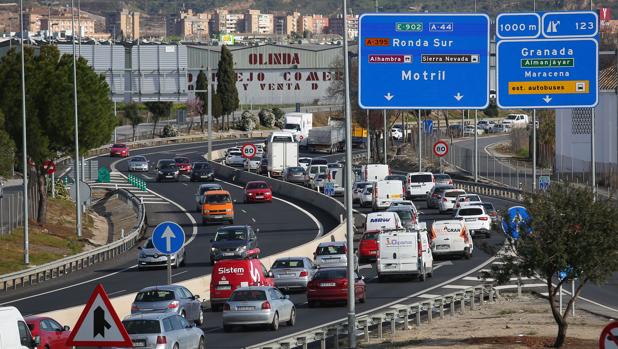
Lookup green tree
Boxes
[144,101,172,137]
[0,45,115,223]
[489,184,618,348]
[0,110,15,177]
[195,70,208,133]
[216,45,239,130]
[212,92,224,130]
[124,102,143,141]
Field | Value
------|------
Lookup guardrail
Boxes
[0,187,146,292]
[246,284,495,349]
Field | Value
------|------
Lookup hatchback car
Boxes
[386,205,418,228]
[314,241,357,270]
[243,156,262,172]
[190,162,215,182]
[434,173,453,186]
[174,157,192,173]
[128,156,149,172]
[359,184,374,208]
[258,158,269,175]
[439,189,467,214]
[282,166,307,185]
[426,184,455,209]
[110,143,129,157]
[454,194,483,210]
[298,157,312,170]
[482,202,499,223]
[131,285,203,326]
[307,268,366,307]
[194,183,224,211]
[25,316,71,349]
[311,174,327,191]
[244,181,273,203]
[225,151,245,167]
[156,159,179,182]
[222,286,295,332]
[210,225,259,264]
[454,206,492,238]
[121,312,205,349]
[270,257,316,291]
[352,181,372,204]
[138,238,186,270]
[358,231,380,262]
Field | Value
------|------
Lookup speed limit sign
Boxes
[433,140,449,157]
[241,143,257,159]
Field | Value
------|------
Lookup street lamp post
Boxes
[19,0,29,265]
[71,0,82,237]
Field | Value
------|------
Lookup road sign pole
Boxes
[571,279,575,316]
[474,109,478,182]
[51,172,55,199]
[418,111,422,171]
[533,110,537,190]
[366,110,371,162]
[167,255,172,285]
[559,284,563,314]
[383,109,387,164]
[19,0,29,265]
[591,108,596,199]
[207,46,213,161]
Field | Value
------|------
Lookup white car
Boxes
[490,123,511,133]
[390,127,403,140]
[477,119,496,131]
[352,181,372,204]
[312,174,326,191]
[298,157,312,170]
[255,144,264,156]
[313,241,357,270]
[359,184,374,208]
[390,199,416,208]
[307,164,328,183]
[454,206,492,238]
[225,150,245,166]
[225,147,241,156]
[454,194,483,210]
[430,220,473,259]
[438,189,467,214]
[243,156,262,171]
[464,125,484,136]
[406,172,435,199]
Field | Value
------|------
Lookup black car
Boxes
[258,158,268,175]
[190,162,215,182]
[209,225,259,264]
[156,159,179,182]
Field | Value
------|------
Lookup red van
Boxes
[210,259,275,311]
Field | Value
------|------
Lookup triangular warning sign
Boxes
[66,284,132,347]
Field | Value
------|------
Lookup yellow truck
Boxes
[352,124,368,148]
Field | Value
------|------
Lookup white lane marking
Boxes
[358,264,373,270]
[206,158,325,238]
[182,183,188,186]
[442,284,475,289]
[108,289,127,296]
[203,328,221,334]
[172,271,188,278]
[241,209,247,213]
[251,217,256,223]
[418,294,441,299]
[142,175,153,180]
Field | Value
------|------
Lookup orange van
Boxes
[201,190,234,225]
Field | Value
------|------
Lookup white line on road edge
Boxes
[172,271,188,278]
[107,289,127,296]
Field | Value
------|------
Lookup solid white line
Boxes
[172,271,188,278]
[251,217,256,223]
[442,284,475,289]
[107,289,127,296]
[241,209,247,213]
[418,294,441,299]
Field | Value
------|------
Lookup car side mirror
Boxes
[63,325,70,331]
[193,295,200,300]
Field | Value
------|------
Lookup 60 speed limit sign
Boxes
[433,140,449,157]
[241,143,257,159]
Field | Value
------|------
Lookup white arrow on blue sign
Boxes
[151,221,186,255]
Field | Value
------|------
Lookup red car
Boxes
[25,316,72,349]
[110,143,129,157]
[174,157,193,173]
[244,181,273,203]
[307,267,366,307]
[358,231,380,262]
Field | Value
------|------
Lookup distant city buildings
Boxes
[106,9,140,40]
[328,14,359,40]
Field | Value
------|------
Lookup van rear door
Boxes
[378,231,418,274]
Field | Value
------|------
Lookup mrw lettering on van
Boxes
[370,218,391,223]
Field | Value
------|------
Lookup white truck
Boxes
[376,223,434,282]
[266,132,298,177]
[307,120,345,154]
[361,164,390,182]
[283,112,313,149]
[501,114,529,128]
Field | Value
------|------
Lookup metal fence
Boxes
[0,183,40,236]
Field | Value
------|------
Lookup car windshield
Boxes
[145,240,154,249]
[229,290,267,301]
[131,156,146,162]
[193,163,211,170]
[272,259,304,268]
[458,208,483,216]
[215,229,246,241]
[460,195,481,202]
[288,167,304,173]
[314,269,346,280]
[175,157,189,163]
[271,135,295,142]
[112,144,125,148]
[434,186,454,194]
[482,203,495,211]
[362,232,379,240]
[299,159,311,164]
[506,115,518,120]
[284,124,301,131]
[229,151,241,156]
[410,174,433,183]
[206,194,231,204]
[355,182,368,190]
[160,165,177,171]
[316,174,326,180]
[122,320,161,334]
[317,245,345,255]
[247,182,269,189]
[199,185,221,195]
[135,290,175,302]
[311,159,328,165]
[363,186,373,194]
[385,175,405,181]
[445,190,466,198]
[435,174,450,181]
[393,210,413,221]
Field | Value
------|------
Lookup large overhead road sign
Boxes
[358,13,490,109]
[496,11,599,109]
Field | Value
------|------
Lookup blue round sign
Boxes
[501,206,532,240]
[151,221,186,255]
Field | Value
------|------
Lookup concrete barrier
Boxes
[36,148,348,327]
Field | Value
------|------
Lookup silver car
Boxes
[138,238,186,270]
[128,156,149,172]
[120,312,205,349]
[243,156,262,171]
[282,166,307,185]
[131,285,204,326]
[225,151,245,166]
[222,286,295,332]
[270,257,316,291]
[314,241,357,270]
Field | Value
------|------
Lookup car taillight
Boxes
[299,271,308,277]
[156,336,167,345]
[223,303,230,311]
[261,301,271,310]
[131,304,139,311]
[343,247,347,254]
[456,203,460,208]
[443,198,448,202]
[418,240,423,257]
[167,301,179,309]
[449,180,453,184]
[479,217,489,221]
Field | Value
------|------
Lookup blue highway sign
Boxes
[496,13,541,39]
[539,175,551,191]
[542,11,598,38]
[358,13,490,109]
[152,221,186,255]
[501,206,532,240]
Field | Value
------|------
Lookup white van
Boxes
[365,211,403,232]
[430,220,473,258]
[406,172,435,199]
[376,223,433,282]
[362,164,389,182]
[0,307,39,349]
[326,167,345,196]
[372,180,404,210]
[501,113,529,128]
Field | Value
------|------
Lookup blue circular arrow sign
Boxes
[501,206,532,240]
[151,221,186,255]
